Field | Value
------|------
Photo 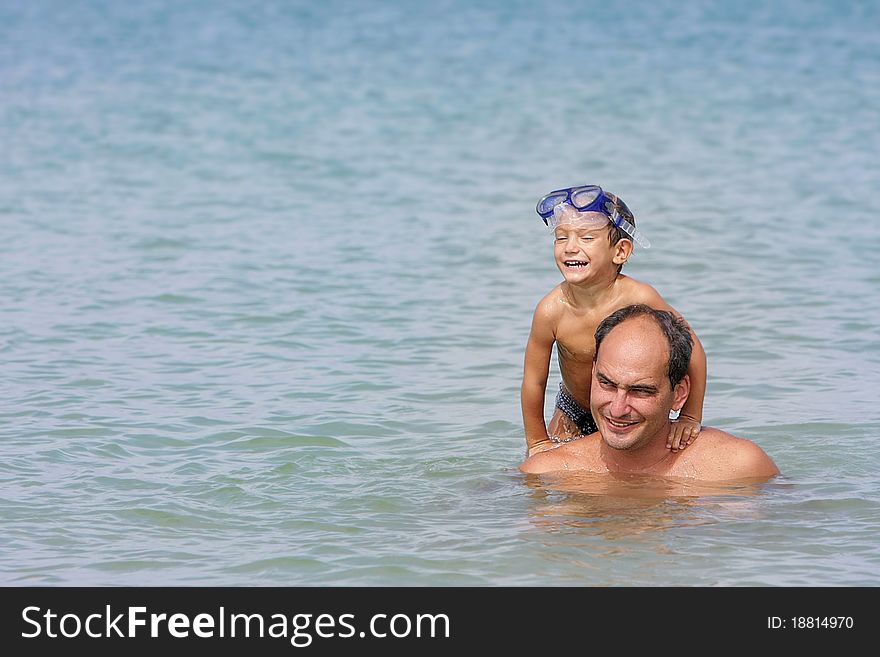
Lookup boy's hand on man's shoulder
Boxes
[667,416,702,451]
[527,438,559,458]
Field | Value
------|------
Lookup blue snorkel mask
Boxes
[536,185,650,249]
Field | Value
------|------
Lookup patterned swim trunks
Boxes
[551,383,598,443]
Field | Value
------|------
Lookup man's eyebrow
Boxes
[596,372,659,394]
[628,383,659,394]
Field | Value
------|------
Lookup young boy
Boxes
[522,185,706,457]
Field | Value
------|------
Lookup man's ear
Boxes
[672,375,690,413]
[613,238,633,265]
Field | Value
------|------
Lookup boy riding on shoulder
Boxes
[521,185,707,456]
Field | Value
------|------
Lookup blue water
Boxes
[1,0,879,585]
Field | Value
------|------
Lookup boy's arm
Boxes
[677,328,707,446]
[521,300,556,457]
[637,285,707,450]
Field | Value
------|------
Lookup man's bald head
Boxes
[594,304,693,388]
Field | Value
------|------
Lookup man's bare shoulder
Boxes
[679,427,780,480]
[519,435,602,474]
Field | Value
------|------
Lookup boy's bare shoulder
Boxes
[615,275,666,307]
[533,284,567,319]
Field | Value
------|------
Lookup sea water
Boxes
[1,0,878,585]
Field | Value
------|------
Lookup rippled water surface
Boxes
[2,0,879,585]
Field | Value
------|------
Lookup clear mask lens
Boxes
[570,186,601,210]
[548,202,609,230]
[538,192,570,216]
[538,186,650,249]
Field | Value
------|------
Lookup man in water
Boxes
[520,304,779,480]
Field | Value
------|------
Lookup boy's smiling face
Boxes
[552,211,628,284]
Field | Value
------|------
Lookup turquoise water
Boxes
[1,0,879,585]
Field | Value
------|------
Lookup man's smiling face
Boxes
[590,316,685,451]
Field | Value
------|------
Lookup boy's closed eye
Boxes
[555,232,597,242]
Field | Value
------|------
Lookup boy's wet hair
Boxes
[594,304,693,388]
[604,192,635,273]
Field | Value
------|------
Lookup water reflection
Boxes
[522,471,771,539]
